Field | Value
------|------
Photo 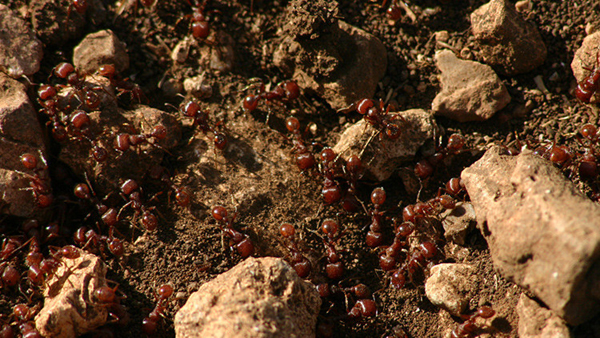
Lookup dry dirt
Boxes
[2,0,600,337]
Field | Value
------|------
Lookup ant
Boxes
[339,98,406,142]
[379,220,414,271]
[184,0,211,40]
[284,117,316,172]
[96,64,146,104]
[450,306,496,338]
[181,100,228,152]
[146,165,191,208]
[113,125,168,153]
[576,50,600,104]
[118,179,159,231]
[340,155,363,213]
[142,284,174,334]
[73,182,119,228]
[279,223,311,278]
[366,187,386,248]
[19,153,53,208]
[13,303,42,337]
[94,283,129,325]
[321,219,345,280]
[242,80,300,113]
[319,148,343,205]
[414,133,466,180]
[389,241,437,289]
[211,205,254,258]
[317,282,377,320]
[51,62,102,110]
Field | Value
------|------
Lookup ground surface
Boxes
[3,0,600,337]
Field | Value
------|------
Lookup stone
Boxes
[59,105,181,193]
[273,0,386,110]
[183,75,213,99]
[172,36,194,63]
[517,294,571,338]
[571,31,600,103]
[441,202,476,246]
[432,49,510,122]
[198,31,235,73]
[174,257,321,338]
[0,4,43,77]
[461,146,600,325]
[332,109,437,182]
[0,73,49,218]
[471,0,547,76]
[35,249,112,337]
[425,263,478,316]
[73,30,130,75]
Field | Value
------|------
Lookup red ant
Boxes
[37,84,70,142]
[211,205,254,258]
[93,283,130,325]
[181,100,228,152]
[319,148,343,205]
[51,62,102,110]
[450,306,496,338]
[320,219,345,280]
[366,187,386,248]
[19,153,53,208]
[184,0,211,40]
[73,182,119,228]
[13,303,42,338]
[242,80,300,113]
[379,220,414,271]
[96,64,146,104]
[142,284,174,334]
[317,282,377,320]
[576,50,600,103]
[414,133,466,180]
[340,155,363,213]
[113,125,168,153]
[279,223,311,278]
[146,165,191,208]
[389,241,437,289]
[118,179,159,231]
[339,98,406,142]
[284,116,316,172]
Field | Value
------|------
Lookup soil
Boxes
[2,0,600,337]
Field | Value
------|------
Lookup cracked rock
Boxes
[273,0,386,110]
[432,49,510,122]
[471,0,547,76]
[174,257,321,338]
[461,146,600,325]
[517,294,571,338]
[425,263,478,316]
[333,109,437,181]
[0,4,43,77]
[73,30,130,75]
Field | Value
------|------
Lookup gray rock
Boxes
[0,4,43,77]
[35,249,111,338]
[0,73,49,218]
[332,109,437,182]
[174,257,321,338]
[471,0,546,76]
[517,294,571,338]
[73,30,129,75]
[461,146,600,325]
[273,0,386,110]
[441,202,476,246]
[571,31,600,102]
[432,49,510,122]
[425,263,478,316]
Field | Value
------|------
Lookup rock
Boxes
[441,202,476,246]
[31,0,86,47]
[174,257,321,338]
[172,36,194,63]
[332,109,437,182]
[73,30,130,75]
[0,5,43,77]
[461,146,600,325]
[425,263,478,316]
[273,0,386,110]
[0,73,49,218]
[571,31,600,102]
[35,249,112,337]
[198,31,235,73]
[471,0,547,76]
[59,105,181,193]
[517,294,571,338]
[183,75,213,99]
[432,50,510,122]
